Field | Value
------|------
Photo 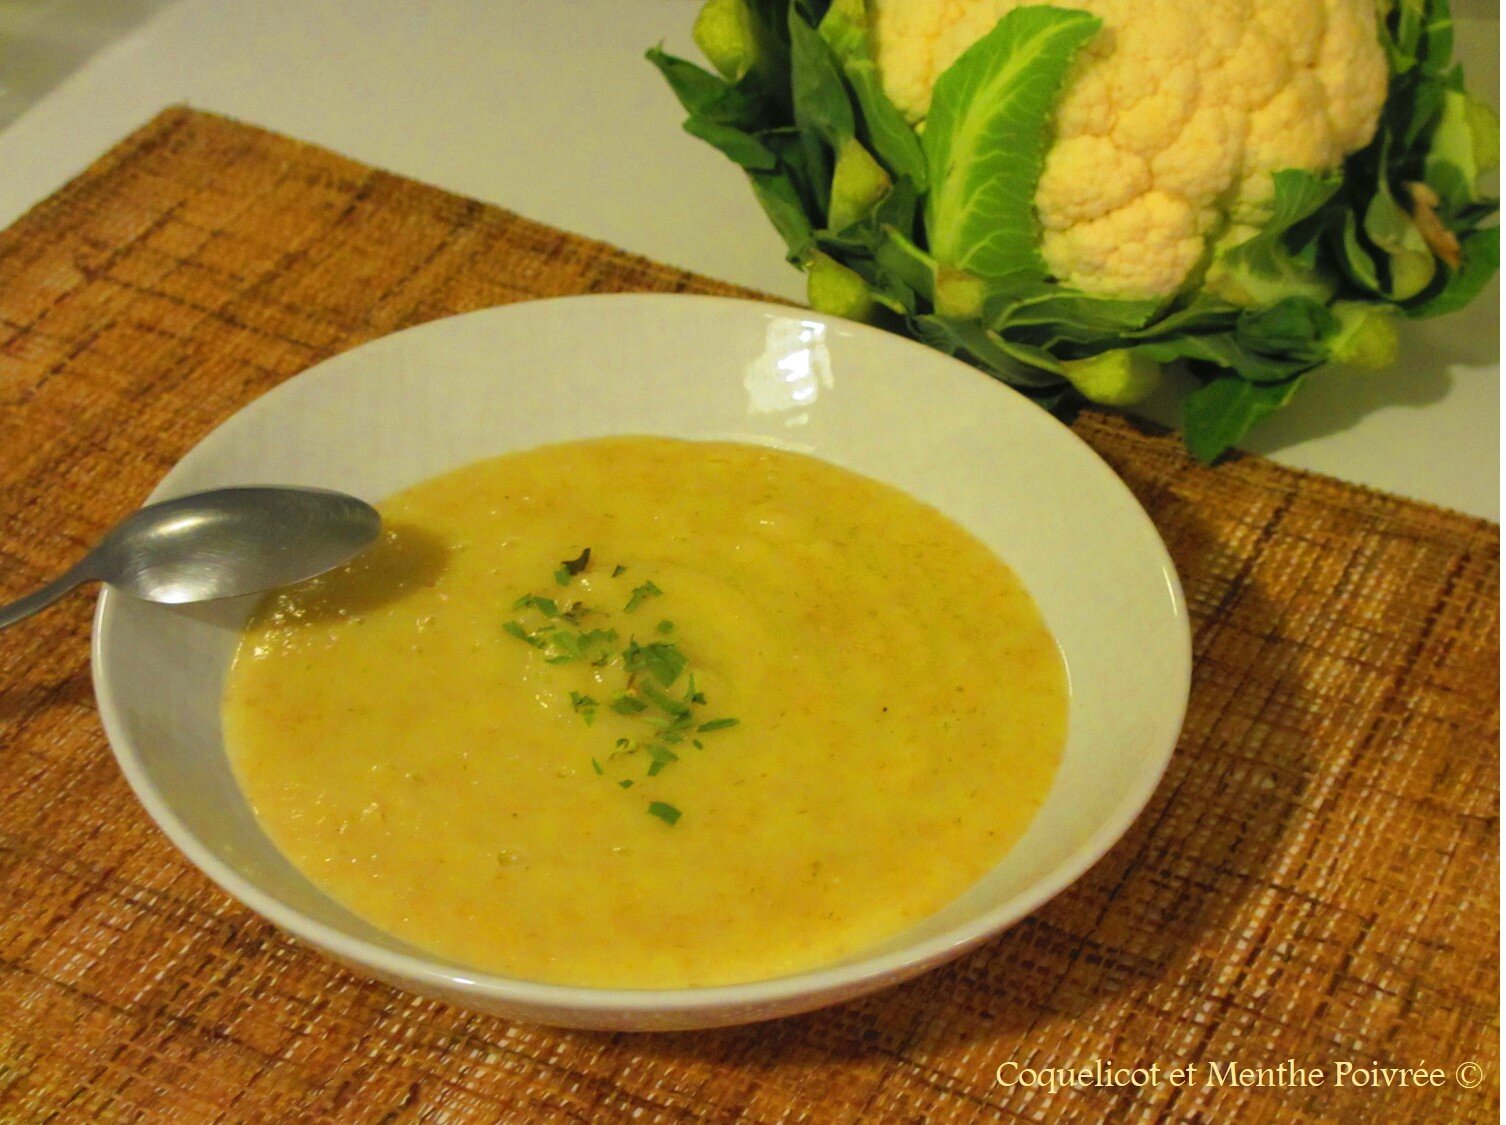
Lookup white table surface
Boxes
[1,0,1498,519]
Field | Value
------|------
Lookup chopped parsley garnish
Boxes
[637,680,691,718]
[647,801,682,826]
[508,561,742,817]
[502,620,540,646]
[557,603,589,625]
[556,548,593,585]
[570,692,599,725]
[507,622,618,666]
[513,593,561,617]
[558,627,618,664]
[623,639,687,687]
[611,694,648,715]
[644,743,679,777]
[624,580,663,613]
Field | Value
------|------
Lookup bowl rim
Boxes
[91,292,1191,1016]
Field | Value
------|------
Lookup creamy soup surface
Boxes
[224,437,1067,988]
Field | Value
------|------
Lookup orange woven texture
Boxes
[0,109,1497,1122]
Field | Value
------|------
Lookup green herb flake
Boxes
[647,801,682,826]
[619,779,635,789]
[570,692,599,725]
[624,580,663,613]
[697,717,740,733]
[513,593,561,617]
[541,626,621,667]
[625,640,688,687]
[591,757,604,775]
[503,621,542,647]
[638,680,692,717]
[577,628,619,664]
[540,628,585,664]
[578,629,620,665]
[656,619,675,635]
[611,694,649,715]
[554,567,571,587]
[612,564,628,577]
[561,547,592,576]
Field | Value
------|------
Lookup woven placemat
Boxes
[0,108,1496,1122]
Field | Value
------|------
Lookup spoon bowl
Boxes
[1,487,381,629]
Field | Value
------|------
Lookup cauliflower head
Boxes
[871,0,1390,299]
[650,0,1495,461]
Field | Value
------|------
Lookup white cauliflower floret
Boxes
[871,0,1389,298]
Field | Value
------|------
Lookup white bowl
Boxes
[93,294,1190,1030]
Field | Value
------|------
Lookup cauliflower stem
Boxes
[649,0,1498,461]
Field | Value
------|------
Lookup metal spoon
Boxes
[0,487,382,629]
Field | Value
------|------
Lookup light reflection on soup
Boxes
[223,437,1066,988]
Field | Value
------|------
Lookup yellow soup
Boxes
[223,437,1067,988]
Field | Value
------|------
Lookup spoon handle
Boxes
[0,571,87,630]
